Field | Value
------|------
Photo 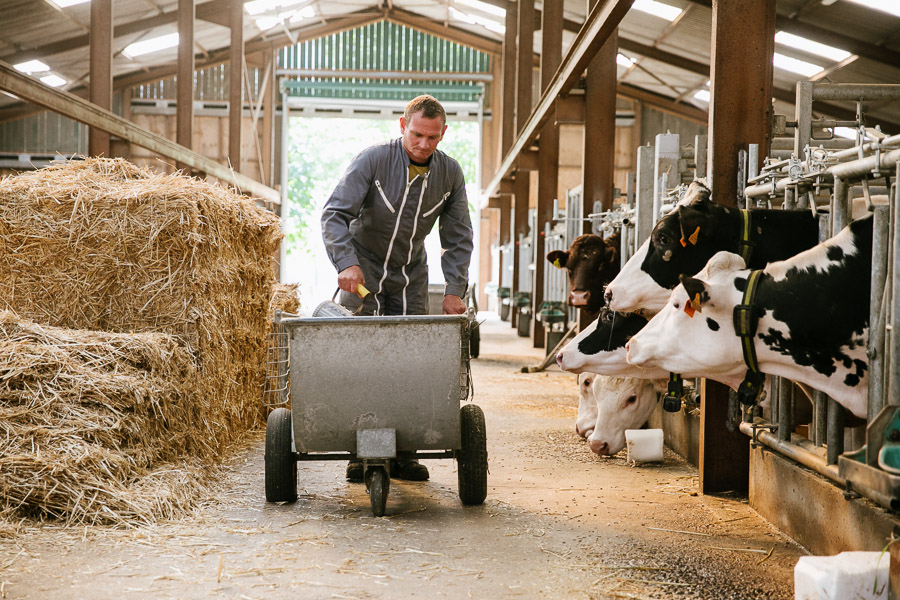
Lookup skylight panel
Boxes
[40,74,66,87]
[616,53,635,68]
[245,0,307,16]
[773,52,823,77]
[693,89,710,102]
[632,0,683,22]
[775,31,851,62]
[123,33,179,59]
[48,0,90,8]
[255,6,315,30]
[449,7,505,34]
[845,0,900,19]
[454,0,506,18]
[14,60,50,74]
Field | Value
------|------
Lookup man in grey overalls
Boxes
[321,95,474,482]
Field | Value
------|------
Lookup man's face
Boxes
[400,112,447,163]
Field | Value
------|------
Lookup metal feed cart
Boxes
[264,311,488,517]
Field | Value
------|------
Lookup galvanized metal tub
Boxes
[278,314,470,454]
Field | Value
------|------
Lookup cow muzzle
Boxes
[569,290,590,307]
[589,438,610,455]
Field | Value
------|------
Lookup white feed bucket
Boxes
[624,429,664,464]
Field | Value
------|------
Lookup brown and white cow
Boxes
[625,215,872,418]
[546,232,620,319]
[604,181,820,315]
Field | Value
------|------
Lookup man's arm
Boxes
[321,149,375,277]
[438,164,474,314]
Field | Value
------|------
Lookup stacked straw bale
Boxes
[0,158,282,524]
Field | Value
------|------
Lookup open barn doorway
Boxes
[280,114,482,312]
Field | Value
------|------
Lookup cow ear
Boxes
[603,244,619,268]
[686,181,713,207]
[679,274,709,309]
[546,250,568,269]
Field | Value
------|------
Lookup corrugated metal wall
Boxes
[0,110,87,154]
[281,21,490,102]
[639,105,707,146]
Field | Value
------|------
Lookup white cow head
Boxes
[625,251,748,383]
[587,375,660,456]
[576,372,600,438]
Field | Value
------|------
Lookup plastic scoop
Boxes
[357,283,370,297]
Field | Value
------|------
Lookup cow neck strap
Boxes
[737,209,754,264]
[733,269,765,405]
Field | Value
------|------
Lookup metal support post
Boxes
[869,205,891,419]
[653,133,680,220]
[635,145,655,245]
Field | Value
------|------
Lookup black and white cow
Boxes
[625,215,872,418]
[604,181,820,315]
[546,232,621,319]
[557,310,666,377]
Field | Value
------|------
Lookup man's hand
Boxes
[442,294,466,315]
[338,265,367,297]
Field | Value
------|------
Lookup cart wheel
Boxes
[265,408,297,503]
[367,466,390,517]
[457,404,488,505]
[469,323,480,358]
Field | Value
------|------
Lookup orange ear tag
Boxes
[683,300,695,318]
[692,292,703,313]
[688,226,700,245]
[680,237,688,247]
[553,259,562,269]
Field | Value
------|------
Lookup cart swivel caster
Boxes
[365,465,390,517]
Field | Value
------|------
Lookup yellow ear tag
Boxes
[553,258,562,269]
[357,283,370,298]
[688,226,700,245]
[683,300,695,318]
[692,292,702,313]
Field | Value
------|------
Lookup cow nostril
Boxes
[589,439,608,455]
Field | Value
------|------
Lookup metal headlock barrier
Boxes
[739,82,900,512]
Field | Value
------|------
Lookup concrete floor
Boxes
[0,312,807,599]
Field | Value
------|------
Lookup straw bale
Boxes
[0,158,283,524]
[0,310,209,524]
[270,282,301,315]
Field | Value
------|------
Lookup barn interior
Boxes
[2,0,900,598]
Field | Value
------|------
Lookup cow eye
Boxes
[657,233,671,246]
[625,396,636,405]
[673,302,680,310]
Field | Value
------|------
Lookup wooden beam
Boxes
[0,12,385,125]
[500,3,517,156]
[384,7,501,55]
[583,30,618,220]
[3,0,238,66]
[483,0,635,201]
[533,0,564,349]
[683,0,900,70]
[615,39,900,132]
[261,49,275,188]
[0,61,279,203]
[89,0,112,157]
[515,0,534,135]
[177,0,195,170]
[228,0,243,169]
[702,0,777,496]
